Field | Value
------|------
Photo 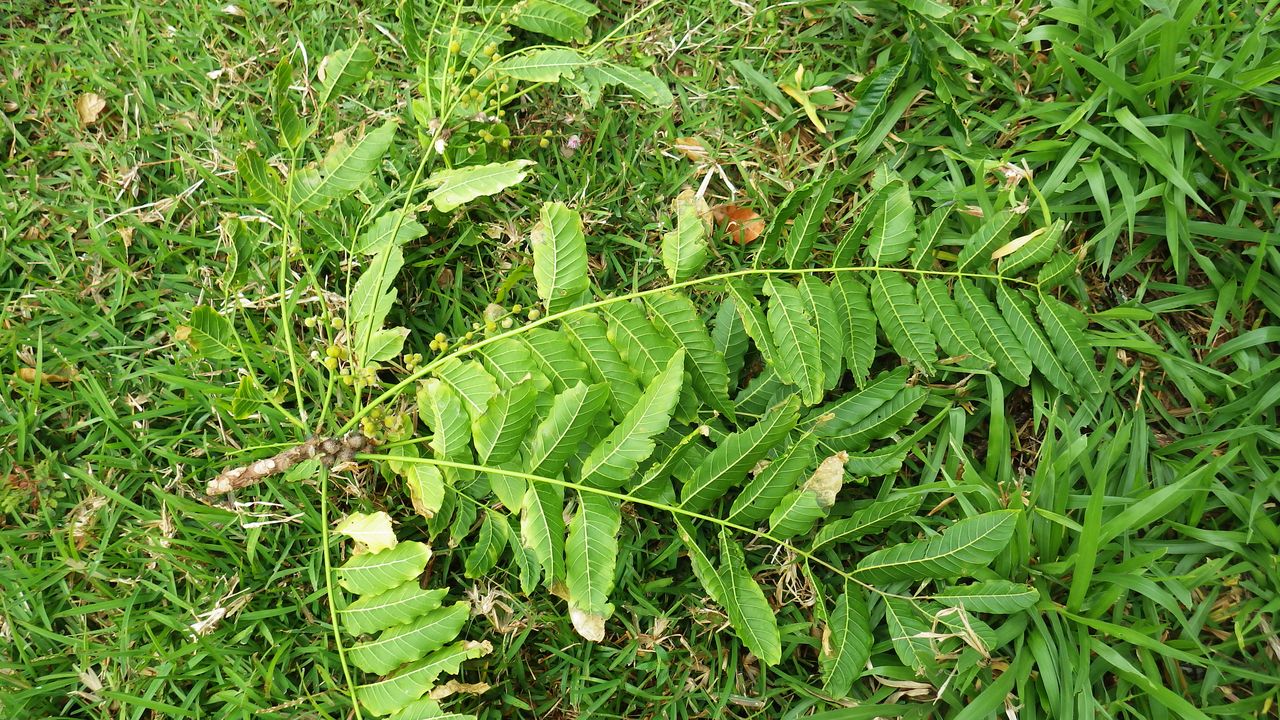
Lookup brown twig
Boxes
[206,433,370,495]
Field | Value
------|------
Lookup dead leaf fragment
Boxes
[15,367,78,384]
[570,607,606,641]
[673,136,709,162]
[75,93,106,126]
[712,204,765,245]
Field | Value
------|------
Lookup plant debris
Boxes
[206,432,370,495]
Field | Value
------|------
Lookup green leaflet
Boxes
[288,119,396,212]
[317,44,375,107]
[340,583,447,637]
[953,279,1032,385]
[934,580,1041,614]
[839,60,907,142]
[728,433,818,524]
[883,596,935,674]
[783,173,844,268]
[404,462,446,519]
[645,292,734,418]
[820,586,871,697]
[524,382,609,478]
[1037,251,1078,289]
[563,312,643,418]
[1000,219,1063,275]
[338,542,431,597]
[768,452,847,540]
[853,510,1019,583]
[796,276,846,390]
[417,379,473,466]
[724,279,782,370]
[386,698,454,720]
[870,272,936,371]
[521,481,565,588]
[734,366,788,415]
[530,202,589,314]
[828,275,877,386]
[463,510,508,578]
[662,188,710,282]
[812,494,921,550]
[432,358,498,423]
[348,602,469,675]
[911,204,955,269]
[354,210,427,255]
[717,528,782,665]
[1037,292,1103,394]
[711,294,749,380]
[521,326,591,391]
[915,278,992,363]
[565,493,621,640]
[356,640,493,716]
[580,351,684,490]
[496,48,588,82]
[424,159,535,213]
[236,149,283,204]
[584,63,673,106]
[471,378,537,467]
[995,283,1076,394]
[601,301,677,384]
[674,516,723,605]
[681,396,800,511]
[758,177,821,265]
[811,365,909,435]
[955,210,1018,272]
[510,0,597,43]
[185,306,236,360]
[763,278,824,404]
[349,240,403,366]
[480,337,544,389]
[863,177,915,264]
[831,183,889,267]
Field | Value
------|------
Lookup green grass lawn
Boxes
[2,0,1279,718]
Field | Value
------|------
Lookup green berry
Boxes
[325,345,341,359]
[500,318,513,329]
[330,317,344,329]
[527,308,541,321]
[323,357,338,371]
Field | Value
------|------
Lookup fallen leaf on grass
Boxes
[15,367,78,384]
[673,136,709,162]
[75,93,106,126]
[712,204,765,245]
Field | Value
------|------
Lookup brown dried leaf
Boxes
[712,204,765,245]
[15,367,78,384]
[673,136,709,162]
[75,93,106,126]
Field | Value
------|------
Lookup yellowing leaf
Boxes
[336,511,399,554]
[673,136,709,162]
[75,93,106,126]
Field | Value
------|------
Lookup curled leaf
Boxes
[712,204,765,245]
